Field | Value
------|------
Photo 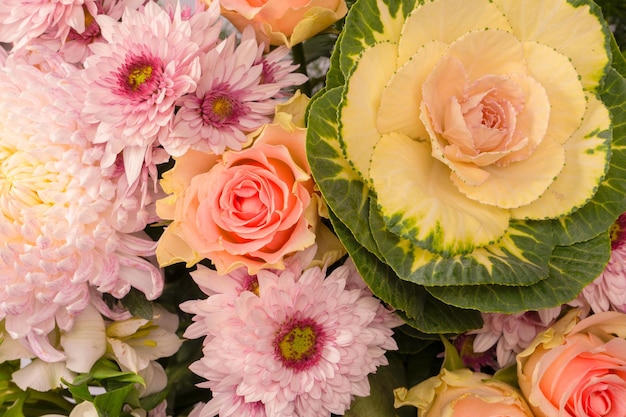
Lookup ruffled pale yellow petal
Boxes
[378,40,448,140]
[452,137,565,209]
[371,133,510,253]
[492,0,609,91]
[523,41,587,144]
[446,30,527,81]
[397,0,512,65]
[341,41,397,180]
[512,95,610,219]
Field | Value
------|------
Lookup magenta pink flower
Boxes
[182,257,401,417]
[0,49,162,363]
[0,0,99,49]
[81,1,219,184]
[164,28,285,156]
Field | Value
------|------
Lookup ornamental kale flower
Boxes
[306,0,626,333]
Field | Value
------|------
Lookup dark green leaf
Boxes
[121,288,153,321]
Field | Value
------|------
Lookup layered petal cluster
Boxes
[181,256,402,417]
[220,0,348,48]
[394,368,534,417]
[0,0,98,49]
[517,309,626,417]
[164,27,285,156]
[157,96,324,274]
[305,0,624,330]
[81,1,221,184]
[0,51,162,361]
[576,213,626,313]
[470,307,562,368]
[37,0,146,64]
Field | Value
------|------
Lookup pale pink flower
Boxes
[164,28,282,156]
[246,29,307,96]
[81,1,210,184]
[575,213,626,313]
[471,307,563,368]
[0,0,98,49]
[0,46,7,66]
[182,258,401,417]
[37,0,145,64]
[0,51,162,363]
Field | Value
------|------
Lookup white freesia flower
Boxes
[106,305,182,373]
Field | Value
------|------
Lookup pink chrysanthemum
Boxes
[0,50,163,362]
[81,1,218,184]
[0,0,98,49]
[34,0,145,64]
[470,307,562,368]
[574,213,626,313]
[246,30,308,96]
[181,257,401,417]
[165,28,284,156]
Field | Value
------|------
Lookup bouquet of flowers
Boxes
[1,0,626,416]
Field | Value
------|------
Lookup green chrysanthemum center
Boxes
[274,318,325,372]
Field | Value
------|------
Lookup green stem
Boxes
[291,42,312,97]
[27,390,75,412]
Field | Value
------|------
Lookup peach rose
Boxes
[394,368,534,417]
[517,309,626,417]
[216,0,348,47]
[156,96,320,274]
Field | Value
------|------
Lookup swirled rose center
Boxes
[442,75,526,165]
[423,55,550,187]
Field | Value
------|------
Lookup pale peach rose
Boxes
[215,0,348,47]
[394,368,534,417]
[517,309,626,417]
[156,97,320,274]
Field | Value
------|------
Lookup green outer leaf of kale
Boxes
[548,68,626,246]
[425,230,611,312]
[369,197,554,287]
[338,0,416,77]
[307,87,382,258]
[330,209,482,334]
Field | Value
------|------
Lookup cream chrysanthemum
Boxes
[0,52,163,361]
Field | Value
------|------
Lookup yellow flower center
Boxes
[0,144,48,221]
[610,221,621,243]
[278,325,317,362]
[211,96,234,120]
[128,65,153,91]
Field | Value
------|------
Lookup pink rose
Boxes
[394,368,534,417]
[217,0,348,47]
[517,309,626,417]
[156,100,320,274]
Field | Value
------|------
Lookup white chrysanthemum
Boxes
[0,54,163,362]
